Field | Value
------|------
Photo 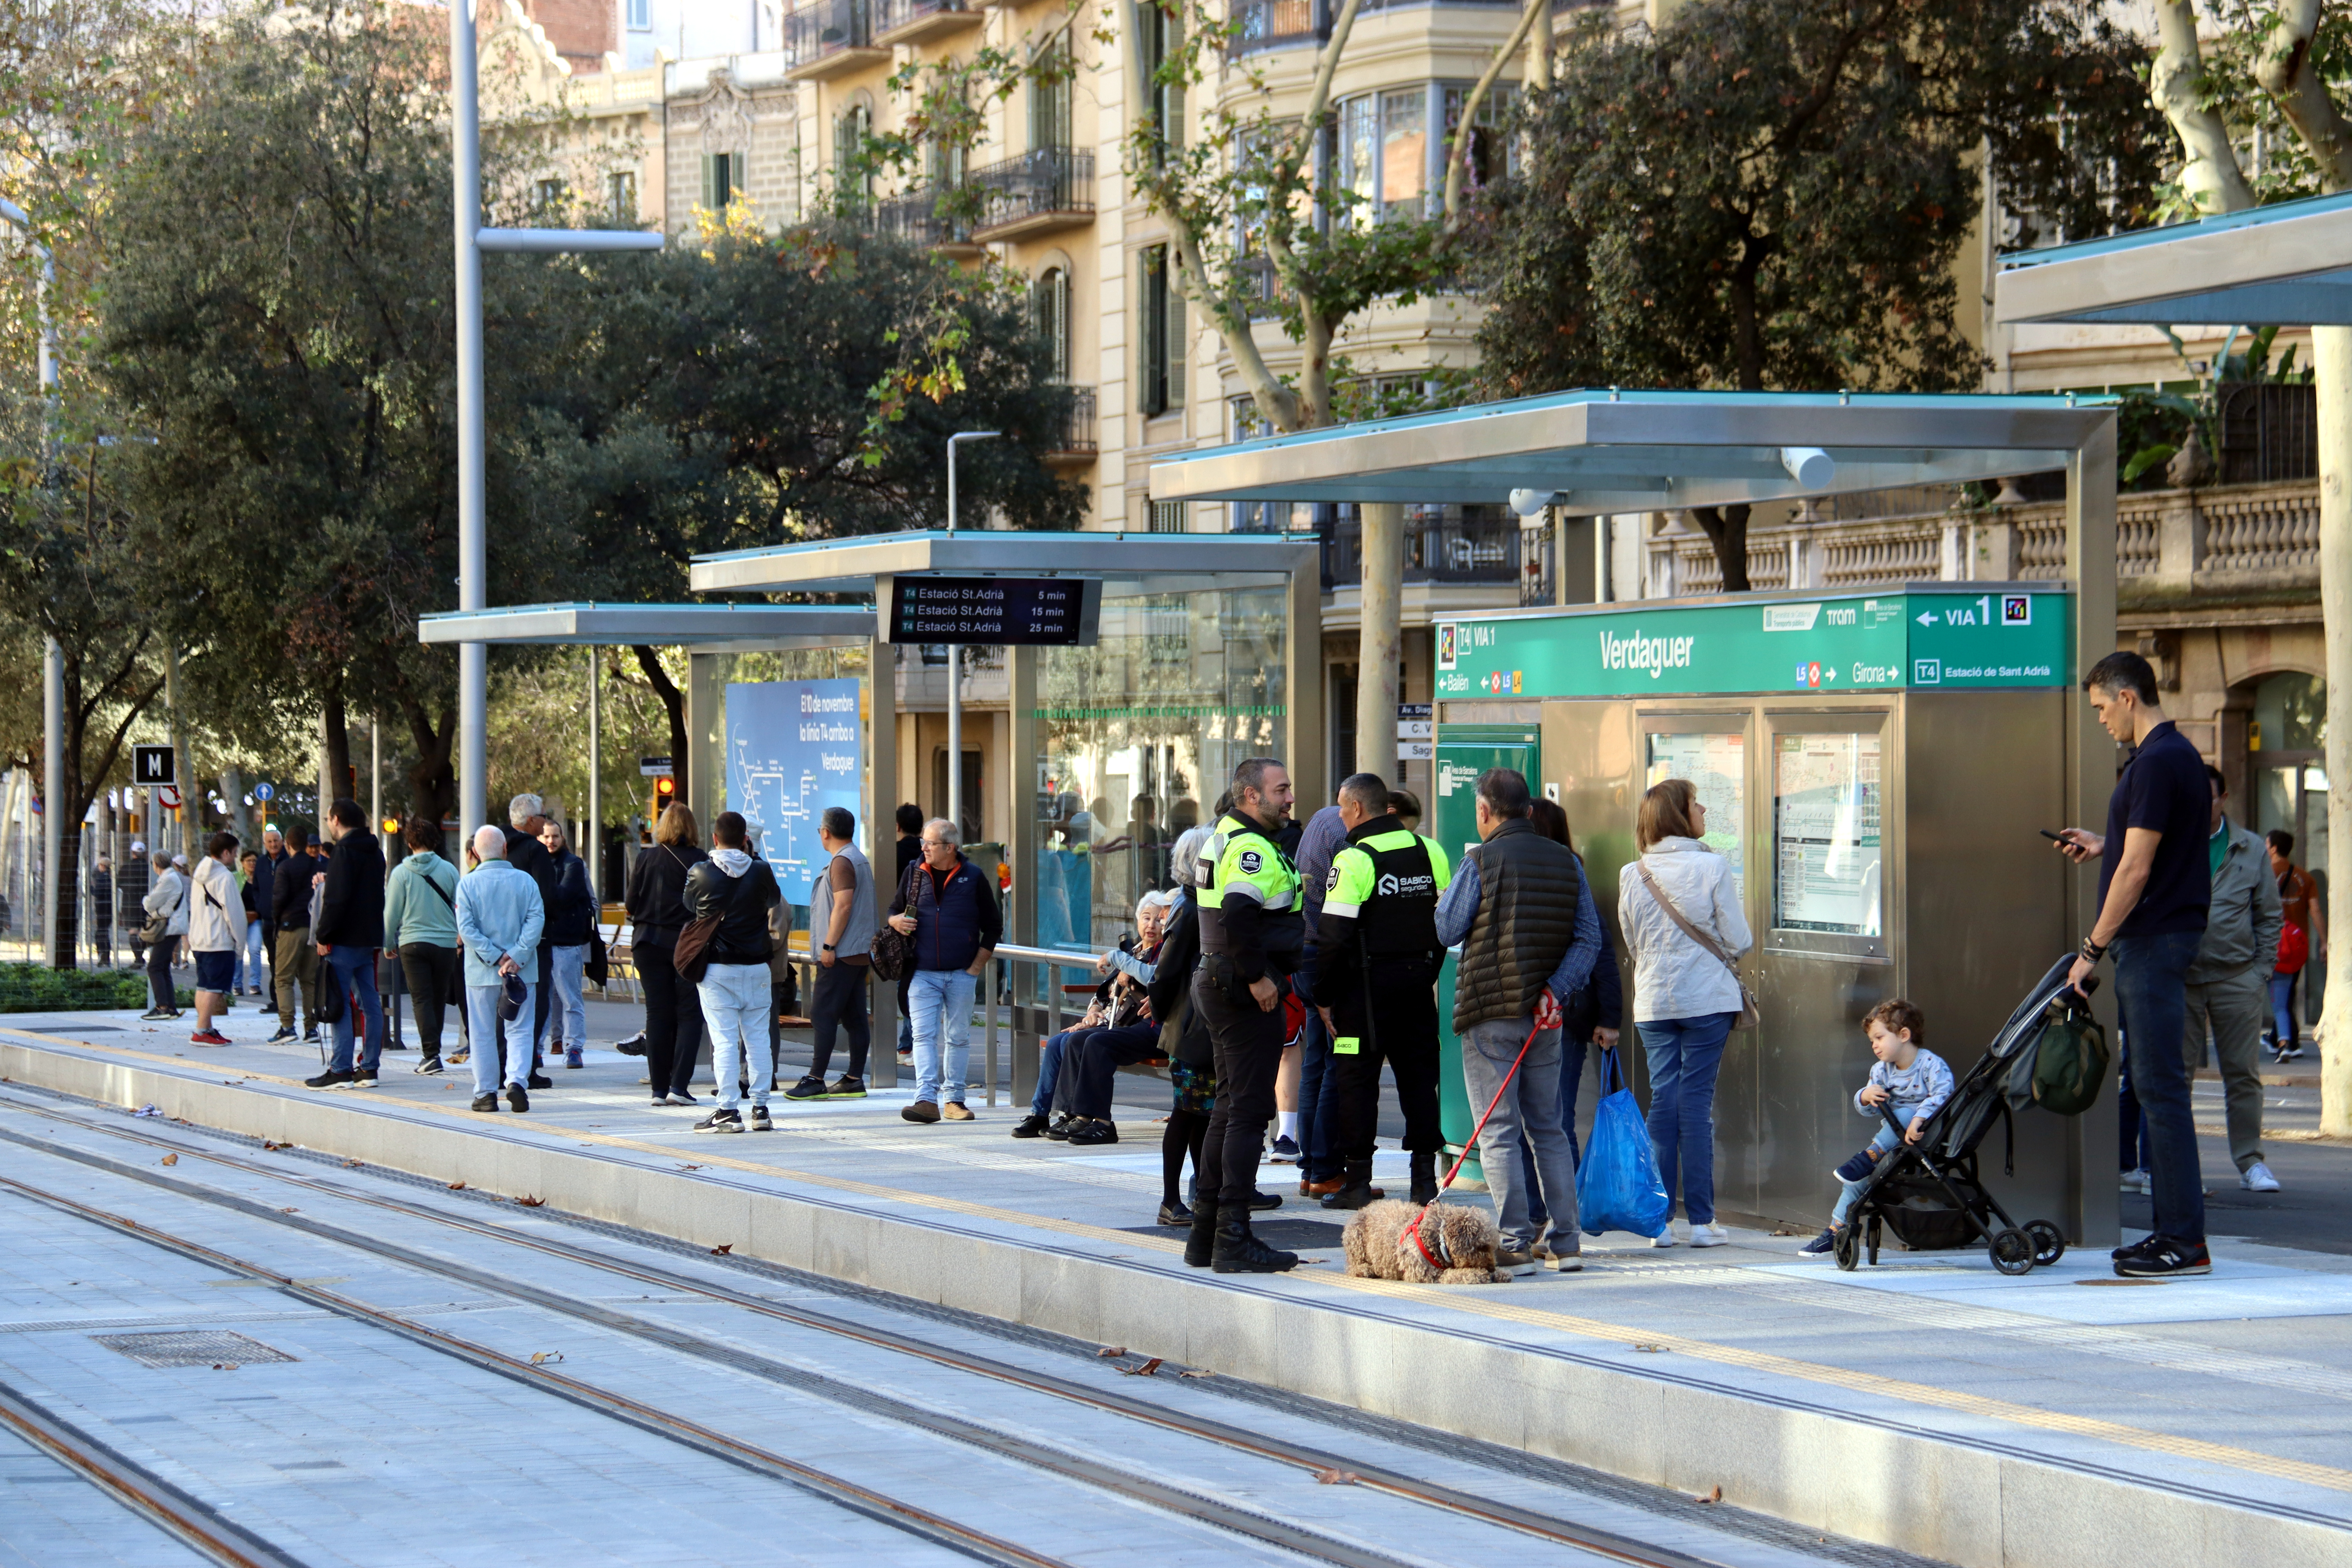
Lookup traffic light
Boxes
[653,776,675,815]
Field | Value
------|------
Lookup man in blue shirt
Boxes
[2058,650,2211,1278]
[455,825,545,1116]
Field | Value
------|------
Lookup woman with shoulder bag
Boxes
[626,804,708,1107]
[1618,779,1753,1249]
[140,852,189,1020]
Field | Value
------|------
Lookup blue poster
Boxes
[726,678,861,905]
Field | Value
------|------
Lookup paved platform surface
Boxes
[5,1003,2351,1566]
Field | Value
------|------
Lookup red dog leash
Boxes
[1404,990,1563,1272]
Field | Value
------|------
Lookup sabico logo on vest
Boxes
[1376,871,1435,898]
[1599,627,1695,679]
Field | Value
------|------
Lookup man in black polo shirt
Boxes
[2057,650,2211,1278]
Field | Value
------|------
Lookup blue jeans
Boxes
[1295,1007,1341,1182]
[1831,1117,1915,1225]
[1639,1011,1736,1226]
[326,945,386,1074]
[1461,1016,1577,1252]
[240,923,265,990]
[465,981,536,1095]
[2269,970,2301,1046]
[698,962,773,1111]
[909,967,977,1106]
[2112,929,2206,1243]
[546,943,588,1047]
[1522,1035,1590,1228]
[1032,1029,1077,1116]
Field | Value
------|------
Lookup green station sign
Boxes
[1434,590,2073,699]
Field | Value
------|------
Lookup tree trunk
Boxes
[2258,0,2352,189]
[322,687,352,811]
[2314,325,2352,1136]
[397,694,457,831]
[1444,0,1548,220]
[633,645,690,811]
[2151,0,2257,214]
[1356,504,1404,785]
[1689,506,1752,592]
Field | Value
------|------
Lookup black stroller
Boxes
[1833,955,2100,1275]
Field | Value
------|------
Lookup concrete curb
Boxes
[5,1034,2343,1568]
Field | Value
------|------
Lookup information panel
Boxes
[1647,731,1747,897]
[886,576,1100,645]
[1774,733,1882,936]
[725,678,861,905]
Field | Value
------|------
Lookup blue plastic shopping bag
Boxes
[1577,1049,1671,1238]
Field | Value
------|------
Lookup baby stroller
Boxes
[1833,954,2102,1275]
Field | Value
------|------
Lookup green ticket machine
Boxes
[1432,584,2107,1236]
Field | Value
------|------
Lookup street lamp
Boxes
[1,195,66,969]
[944,430,998,838]
[449,0,662,836]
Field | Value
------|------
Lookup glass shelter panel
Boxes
[1646,730,1747,897]
[1035,585,1287,958]
[1773,732,1882,938]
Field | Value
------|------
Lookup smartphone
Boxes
[2039,829,2068,843]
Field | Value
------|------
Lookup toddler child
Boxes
[1799,998,1953,1256]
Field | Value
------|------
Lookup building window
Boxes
[607,171,638,222]
[534,176,565,213]
[834,103,873,210]
[1442,83,1519,193]
[1142,4,1183,163]
[627,0,650,29]
[701,152,744,210]
[1138,246,1184,416]
[1030,35,1073,151]
[1150,501,1187,533]
[1033,267,1071,382]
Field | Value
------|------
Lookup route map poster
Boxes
[726,678,861,905]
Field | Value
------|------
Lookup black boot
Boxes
[1183,1198,1221,1268]
[1320,1158,1379,1210]
[1409,1149,1439,1205]
[1212,1210,1298,1274]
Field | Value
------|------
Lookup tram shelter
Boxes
[1147,389,2126,1244]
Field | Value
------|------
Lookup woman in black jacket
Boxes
[626,804,708,1107]
[1151,828,1222,1225]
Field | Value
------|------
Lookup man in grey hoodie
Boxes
[2185,765,2285,1194]
[685,811,784,1133]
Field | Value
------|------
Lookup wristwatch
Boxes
[2079,935,2107,963]
[822,942,836,952]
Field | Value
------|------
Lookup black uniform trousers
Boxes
[1193,954,1288,1207]
[1330,975,1442,1160]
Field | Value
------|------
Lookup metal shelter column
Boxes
[868,605,898,1090]
[2067,415,2122,1247]
[1007,643,1039,1102]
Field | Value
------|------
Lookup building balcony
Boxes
[1046,385,1097,463]
[873,0,984,46]
[969,147,1095,241]
[1229,0,1579,56]
[784,0,888,81]
[874,185,983,255]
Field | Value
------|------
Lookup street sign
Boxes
[1397,702,1432,740]
[1400,742,1434,761]
[254,781,275,802]
[132,745,174,787]
[884,575,1102,645]
[639,756,673,777]
[158,785,181,810]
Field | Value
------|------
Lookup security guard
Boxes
[1188,757,1304,1274]
[1311,772,1450,1209]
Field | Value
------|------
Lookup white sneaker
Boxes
[1650,1227,1679,1249]
[2240,1161,2282,1193]
[1688,1223,1730,1248]
[2120,1168,2151,1194]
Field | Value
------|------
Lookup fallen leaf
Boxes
[1695,1485,1721,1504]
[1634,1344,1662,1353]
[1096,1346,1128,1358]
[678,1164,702,1172]
[342,1159,362,1169]
[262,1141,289,1151]
[1178,1369,1214,1379]
[1122,1357,1163,1377]
[279,1207,298,1214]
[529,1351,564,1365]
[212,1362,240,1371]
[160,1154,178,1166]
[447,1181,466,1191]
[516,1196,545,1208]
[710,1243,732,1255]
[1314,1468,1360,1485]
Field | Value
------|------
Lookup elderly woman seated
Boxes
[1011,891,1172,1144]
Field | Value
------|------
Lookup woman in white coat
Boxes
[1618,779,1752,1247]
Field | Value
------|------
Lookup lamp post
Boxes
[2,196,66,968]
[944,431,998,838]
[448,0,662,836]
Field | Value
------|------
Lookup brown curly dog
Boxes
[1341,1198,1505,1284]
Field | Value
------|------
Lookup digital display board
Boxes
[885,575,1100,645]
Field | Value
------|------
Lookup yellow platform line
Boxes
[13,1026,2352,1501]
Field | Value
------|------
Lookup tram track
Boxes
[0,1092,1749,1568]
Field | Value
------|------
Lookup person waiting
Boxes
[626,804,708,1108]
[1062,895,1174,1144]
[786,807,877,1100]
[2185,766,2283,1194]
[538,818,596,1070]
[887,818,1001,1123]
[1012,892,1169,1141]
[685,811,784,1134]
[385,816,463,1076]
[455,824,544,1114]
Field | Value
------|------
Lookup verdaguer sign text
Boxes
[1434,592,2073,699]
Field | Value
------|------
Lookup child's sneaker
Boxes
[1833,1148,1882,1184]
[1798,1227,1838,1256]
[564,1045,584,1069]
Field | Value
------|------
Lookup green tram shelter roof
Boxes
[1994,189,2352,327]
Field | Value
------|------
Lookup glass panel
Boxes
[1645,731,1746,897]
[1036,588,1287,963]
[1338,95,1375,224]
[2253,670,2326,755]
[1773,733,1882,936]
[1379,89,1425,211]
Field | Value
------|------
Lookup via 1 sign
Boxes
[1435,590,2073,699]
[885,576,1102,646]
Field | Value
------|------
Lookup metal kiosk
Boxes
[1148,390,2124,1245]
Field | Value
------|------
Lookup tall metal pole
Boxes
[7,196,66,967]
[586,646,602,903]
[452,0,488,838]
[944,431,997,839]
[369,717,381,849]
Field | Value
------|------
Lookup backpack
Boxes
[2005,991,2109,1116]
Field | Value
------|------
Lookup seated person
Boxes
[1011,893,1171,1142]
[1063,895,1175,1145]
[1800,998,1953,1256]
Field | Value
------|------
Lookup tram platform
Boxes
[3,1008,2347,1568]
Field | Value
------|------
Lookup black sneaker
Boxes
[1044,1112,1074,1141]
[350,1069,379,1089]
[782,1075,828,1101]
[302,1029,321,1044]
[2111,1232,2162,1261]
[695,1109,743,1134]
[1267,1134,1300,1165]
[1068,1118,1119,1146]
[1798,1227,1838,1256]
[527,1072,552,1090]
[414,1057,444,1075]
[821,1076,866,1099]
[748,1105,773,1132]
[265,1026,297,1044]
[304,1068,354,1090]
[2115,1236,2210,1278]
[1158,1199,1193,1226]
[470,1094,499,1112]
[1010,1113,1051,1139]
[615,1031,648,1057]
[1248,1189,1282,1211]
[505,1085,529,1113]
[1833,1149,1881,1184]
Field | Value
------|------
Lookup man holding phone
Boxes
[2054,650,2211,1278]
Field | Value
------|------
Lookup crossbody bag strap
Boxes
[1635,859,1741,980]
